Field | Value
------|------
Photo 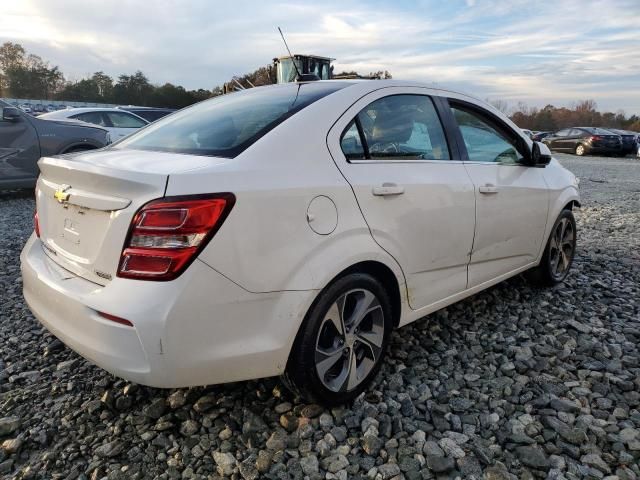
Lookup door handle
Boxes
[372,183,405,196]
[479,184,499,194]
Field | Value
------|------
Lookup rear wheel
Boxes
[283,273,392,405]
[575,144,586,156]
[527,209,576,286]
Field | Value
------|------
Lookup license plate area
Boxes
[45,203,111,263]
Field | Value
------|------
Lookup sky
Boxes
[3,0,639,114]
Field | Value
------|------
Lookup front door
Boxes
[327,89,476,310]
[447,100,549,287]
[0,106,40,184]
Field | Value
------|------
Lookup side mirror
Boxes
[1,107,21,122]
[532,141,552,166]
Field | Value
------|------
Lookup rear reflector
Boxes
[34,211,40,238]
[117,193,235,281]
[98,311,134,327]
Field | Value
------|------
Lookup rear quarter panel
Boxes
[33,117,108,155]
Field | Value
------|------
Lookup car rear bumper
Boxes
[21,234,314,387]
[584,144,622,154]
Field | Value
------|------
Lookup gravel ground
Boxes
[0,153,638,480]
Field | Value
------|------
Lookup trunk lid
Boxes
[36,149,218,285]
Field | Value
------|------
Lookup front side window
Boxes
[117,82,349,158]
[340,94,450,161]
[555,129,570,137]
[106,112,147,128]
[451,106,523,164]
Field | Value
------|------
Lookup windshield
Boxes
[116,82,349,158]
[277,58,301,83]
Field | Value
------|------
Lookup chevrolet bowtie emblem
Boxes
[54,185,71,204]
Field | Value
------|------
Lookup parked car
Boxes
[19,103,32,113]
[117,106,176,122]
[46,104,57,112]
[0,99,110,189]
[532,131,552,142]
[39,107,149,140]
[21,80,580,404]
[606,129,638,155]
[543,127,622,156]
[521,128,533,138]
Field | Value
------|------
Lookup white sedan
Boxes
[21,80,580,404]
[39,107,148,140]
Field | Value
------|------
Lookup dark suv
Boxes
[0,99,110,189]
[607,129,638,155]
[543,127,622,156]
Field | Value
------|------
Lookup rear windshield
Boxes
[115,82,349,158]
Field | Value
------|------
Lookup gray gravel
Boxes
[1,153,639,479]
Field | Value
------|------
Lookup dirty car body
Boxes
[0,99,110,189]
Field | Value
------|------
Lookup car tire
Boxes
[575,144,586,156]
[283,273,392,405]
[526,209,577,286]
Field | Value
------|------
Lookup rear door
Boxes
[327,88,476,310]
[446,99,549,287]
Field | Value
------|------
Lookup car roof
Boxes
[40,107,149,122]
[118,106,176,111]
[54,107,142,114]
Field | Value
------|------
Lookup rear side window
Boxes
[106,112,147,128]
[132,110,173,122]
[72,112,108,127]
[341,95,450,161]
[341,121,366,160]
[116,82,349,158]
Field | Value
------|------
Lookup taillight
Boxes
[34,211,40,238]
[589,135,601,142]
[117,193,235,281]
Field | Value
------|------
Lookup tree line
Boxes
[0,42,392,109]
[0,42,214,108]
[492,99,640,133]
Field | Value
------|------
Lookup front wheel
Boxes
[283,273,392,405]
[575,144,586,156]
[527,209,577,286]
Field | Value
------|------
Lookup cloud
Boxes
[2,0,639,113]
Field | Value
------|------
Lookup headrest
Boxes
[371,108,415,144]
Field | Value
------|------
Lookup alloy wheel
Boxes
[314,289,385,392]
[576,145,585,156]
[549,217,575,279]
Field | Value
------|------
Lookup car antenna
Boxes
[278,27,319,82]
[278,27,302,79]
